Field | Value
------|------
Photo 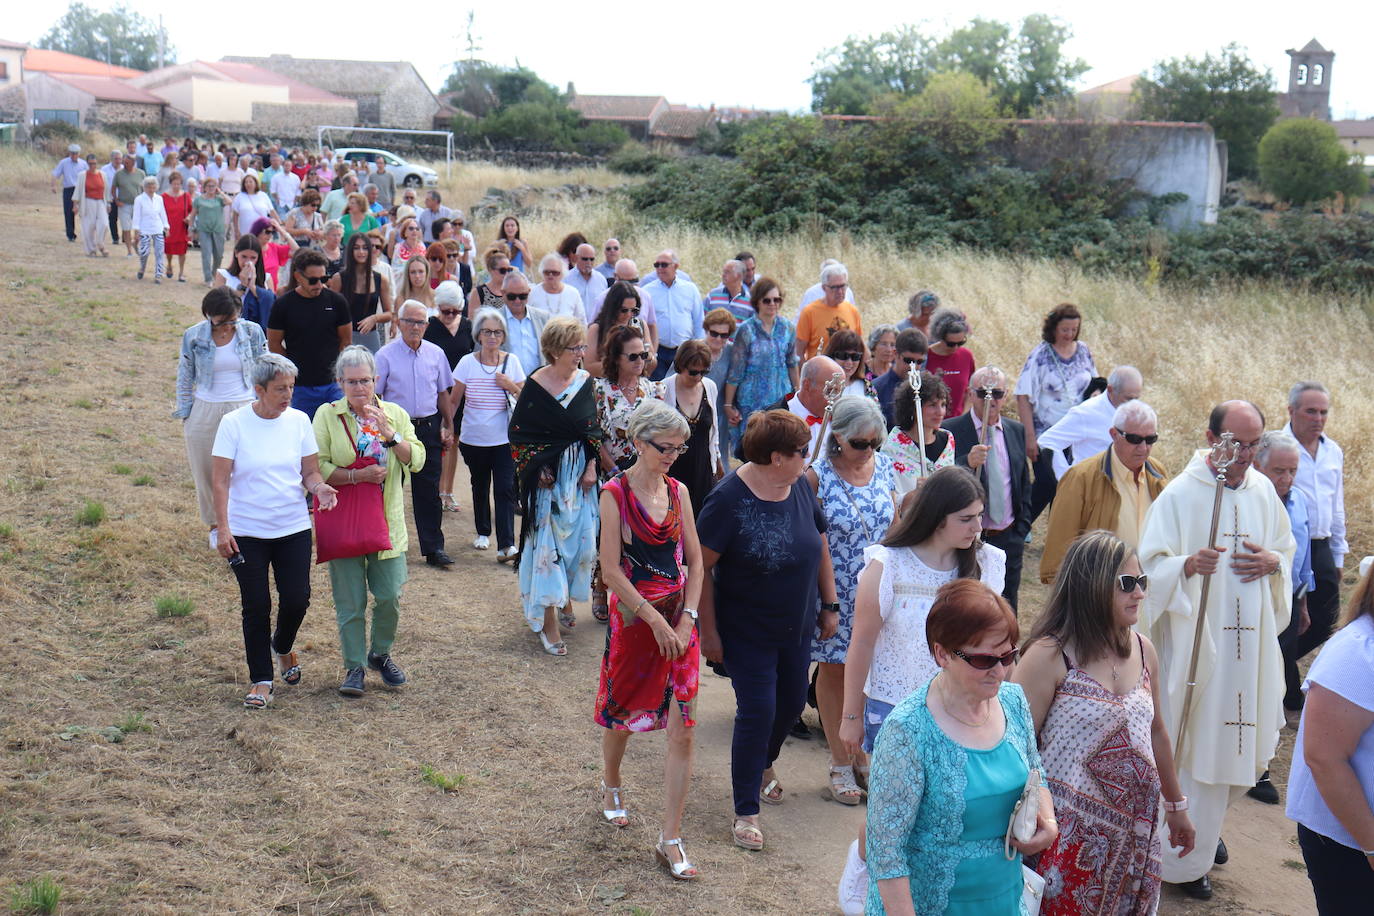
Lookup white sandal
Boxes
[600,781,628,827]
[655,835,699,880]
[538,631,567,656]
[829,765,864,806]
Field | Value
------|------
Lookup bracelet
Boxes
[843,713,859,721]
[349,469,356,484]
[1162,796,1189,812]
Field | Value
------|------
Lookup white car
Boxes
[333,147,438,188]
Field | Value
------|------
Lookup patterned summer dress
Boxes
[883,427,957,497]
[725,315,798,450]
[1034,635,1163,916]
[811,452,896,664]
[594,474,699,732]
[595,377,661,476]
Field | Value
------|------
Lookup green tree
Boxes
[37,2,172,71]
[1135,44,1279,180]
[881,71,1005,161]
[809,28,933,115]
[1258,119,1367,205]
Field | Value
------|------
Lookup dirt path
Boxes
[0,183,1320,915]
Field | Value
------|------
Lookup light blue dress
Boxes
[866,681,1042,915]
[725,315,798,450]
[811,452,895,663]
[519,371,599,630]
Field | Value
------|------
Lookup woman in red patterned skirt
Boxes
[1014,531,1195,914]
[594,398,704,881]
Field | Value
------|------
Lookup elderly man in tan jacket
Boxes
[1040,399,1168,583]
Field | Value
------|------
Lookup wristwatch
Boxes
[381,437,398,448]
[821,601,840,614]
[683,607,699,621]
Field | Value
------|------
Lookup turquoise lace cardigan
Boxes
[865,681,1044,915]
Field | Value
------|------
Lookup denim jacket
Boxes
[174,319,268,419]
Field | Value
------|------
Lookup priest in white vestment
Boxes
[1138,401,1295,896]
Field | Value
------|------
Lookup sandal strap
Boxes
[830,766,863,794]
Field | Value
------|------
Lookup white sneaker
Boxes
[497,546,518,563]
[837,838,868,916]
[473,535,490,550]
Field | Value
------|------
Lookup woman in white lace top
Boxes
[833,464,1007,915]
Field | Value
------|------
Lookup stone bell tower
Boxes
[1282,39,1333,120]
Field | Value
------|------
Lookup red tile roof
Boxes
[48,73,164,104]
[570,94,665,121]
[23,47,143,79]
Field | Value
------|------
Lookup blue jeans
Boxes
[721,629,811,817]
[291,383,343,420]
[862,696,896,754]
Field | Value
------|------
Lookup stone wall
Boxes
[249,100,359,134]
[89,101,163,126]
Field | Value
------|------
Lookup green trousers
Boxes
[328,553,408,669]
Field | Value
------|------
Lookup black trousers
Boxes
[458,442,515,549]
[1298,823,1374,915]
[1284,538,1341,702]
[61,186,76,240]
[1028,447,1058,523]
[107,199,119,243]
[721,629,811,817]
[410,414,445,556]
[983,527,1025,612]
[230,529,312,684]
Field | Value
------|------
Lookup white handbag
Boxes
[1021,864,1046,916]
[1005,768,1042,858]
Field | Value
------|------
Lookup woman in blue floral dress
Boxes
[724,277,799,454]
[806,396,897,806]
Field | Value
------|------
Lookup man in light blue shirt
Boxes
[50,144,87,242]
[640,249,703,381]
[565,243,608,319]
[499,274,549,378]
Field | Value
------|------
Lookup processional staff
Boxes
[808,371,847,466]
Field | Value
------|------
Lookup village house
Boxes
[222,55,439,131]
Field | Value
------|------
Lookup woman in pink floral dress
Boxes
[882,370,956,498]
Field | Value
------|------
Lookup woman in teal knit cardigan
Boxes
[865,579,1058,915]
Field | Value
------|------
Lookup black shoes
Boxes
[1214,837,1229,865]
[338,666,366,697]
[368,652,407,687]
[1247,771,1280,805]
[425,550,454,568]
[1180,875,1212,900]
[790,717,812,740]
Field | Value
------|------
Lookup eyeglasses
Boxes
[847,438,881,450]
[439,308,461,317]
[619,306,641,316]
[759,296,783,305]
[542,269,562,276]
[504,293,529,301]
[901,356,926,367]
[565,344,589,353]
[478,328,504,337]
[1233,439,1262,452]
[707,329,731,340]
[605,245,620,251]
[624,352,649,362]
[944,339,966,348]
[1117,574,1149,593]
[342,377,375,387]
[645,440,689,456]
[578,256,595,262]
[685,368,706,377]
[832,351,862,362]
[302,274,326,286]
[974,388,1006,399]
[951,648,1020,670]
[653,261,671,269]
[496,267,514,275]
[397,317,426,327]
[1117,430,1159,445]
[824,283,848,291]
[209,318,237,328]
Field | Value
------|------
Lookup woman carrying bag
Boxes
[314,345,425,697]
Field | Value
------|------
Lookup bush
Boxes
[155,596,194,618]
[607,141,677,175]
[8,875,62,915]
[30,121,88,157]
[75,499,105,527]
[1259,119,1367,206]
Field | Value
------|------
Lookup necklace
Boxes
[938,676,991,728]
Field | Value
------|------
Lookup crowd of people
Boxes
[43,132,1372,913]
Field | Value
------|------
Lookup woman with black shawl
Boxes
[509,316,603,656]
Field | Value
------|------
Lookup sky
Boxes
[8,1,1371,119]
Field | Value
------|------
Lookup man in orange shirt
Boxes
[795,262,862,360]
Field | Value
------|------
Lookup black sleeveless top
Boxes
[344,270,380,331]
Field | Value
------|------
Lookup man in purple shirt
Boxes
[376,301,455,568]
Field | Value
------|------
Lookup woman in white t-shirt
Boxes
[230,173,273,240]
[211,353,337,710]
[833,465,1006,914]
[219,152,245,197]
[175,287,267,545]
[529,252,586,322]
[450,307,525,560]
[1287,559,1374,911]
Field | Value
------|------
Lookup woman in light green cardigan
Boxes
[314,345,425,697]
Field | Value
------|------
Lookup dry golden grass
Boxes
[0,148,1334,914]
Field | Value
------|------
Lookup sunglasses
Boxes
[759,296,783,305]
[685,368,706,377]
[439,308,461,317]
[1117,574,1149,593]
[504,293,528,301]
[707,329,731,339]
[302,275,326,286]
[619,306,641,316]
[848,438,881,451]
[952,648,1020,670]
[496,267,514,275]
[832,351,863,362]
[1118,430,1159,445]
[646,440,689,456]
[653,261,671,269]
[944,339,966,348]
[974,388,1006,399]
[578,256,595,262]
[624,352,649,362]
[902,356,926,367]
[605,245,620,251]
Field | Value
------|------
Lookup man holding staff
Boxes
[1137,400,1295,900]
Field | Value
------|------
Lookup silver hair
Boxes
[1255,430,1302,468]
[1288,380,1329,410]
[323,219,344,236]
[471,306,508,340]
[1107,365,1142,393]
[141,175,158,188]
[252,353,298,388]
[434,280,464,307]
[722,259,744,279]
[818,258,839,277]
[657,249,680,266]
[627,397,689,442]
[867,324,898,350]
[970,365,1007,389]
[1112,399,1157,430]
[334,344,377,382]
[398,299,428,320]
[828,396,886,449]
[539,252,564,275]
[820,261,849,285]
[929,308,967,341]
